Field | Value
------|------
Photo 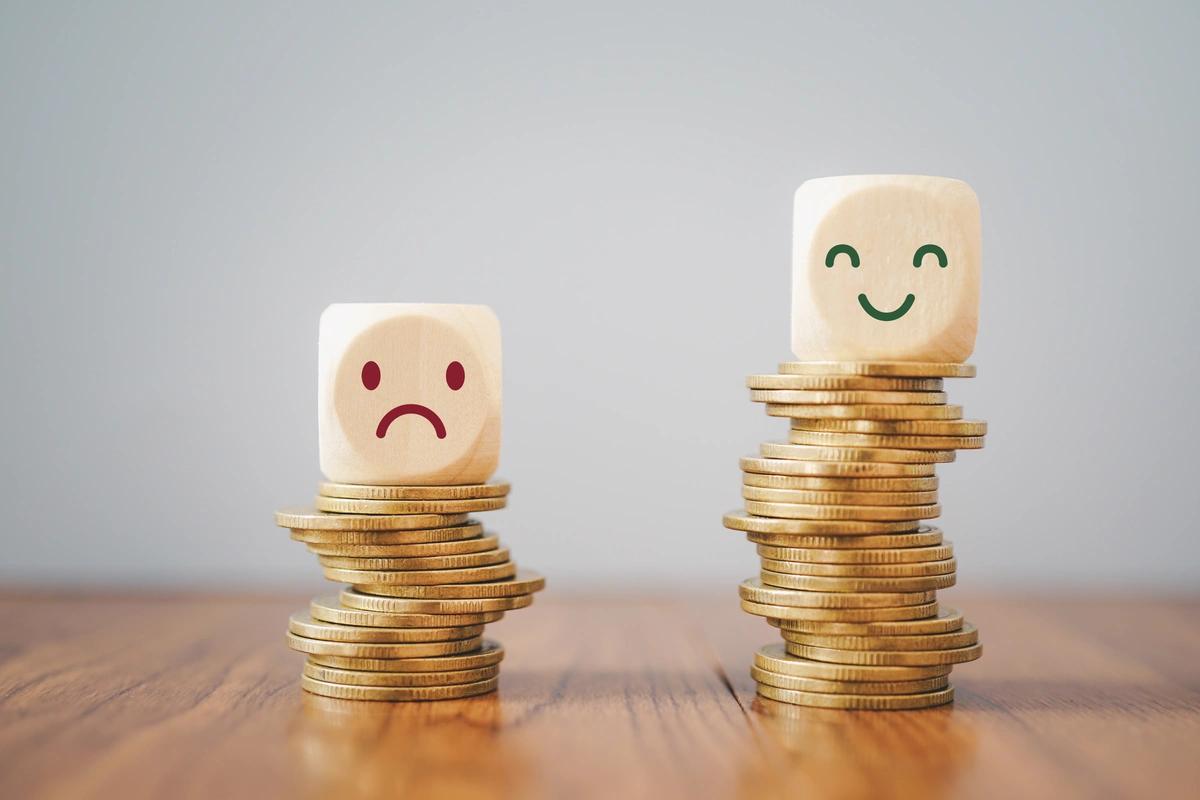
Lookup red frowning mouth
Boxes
[376,404,447,439]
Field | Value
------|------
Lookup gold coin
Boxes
[739,457,936,478]
[754,643,951,680]
[314,496,507,514]
[744,500,941,522]
[743,486,939,506]
[300,674,498,701]
[317,481,511,501]
[354,569,546,599]
[756,542,953,564]
[286,632,483,659]
[289,522,483,545]
[304,660,500,687]
[779,361,976,378]
[766,404,964,420]
[750,389,948,405]
[741,599,940,622]
[309,595,503,628]
[747,374,944,391]
[792,417,988,436]
[340,587,535,614]
[276,506,469,532]
[750,664,950,695]
[763,441,955,465]
[786,641,982,666]
[323,561,516,587]
[776,607,962,636]
[308,640,504,672]
[739,578,934,608]
[725,512,921,535]
[317,547,509,572]
[743,472,939,492]
[760,570,956,593]
[287,612,483,643]
[788,428,985,451]
[781,623,978,652]
[304,535,499,557]
[759,558,957,577]
[756,682,954,710]
[745,526,943,549]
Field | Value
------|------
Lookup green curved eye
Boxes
[825,244,860,268]
[913,243,948,268]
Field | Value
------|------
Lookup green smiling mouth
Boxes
[858,293,915,321]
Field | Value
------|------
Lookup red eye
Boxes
[361,361,381,390]
[446,361,465,391]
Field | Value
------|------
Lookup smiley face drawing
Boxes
[792,175,981,362]
[318,304,501,485]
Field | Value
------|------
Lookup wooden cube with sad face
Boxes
[318,304,501,485]
[792,175,981,362]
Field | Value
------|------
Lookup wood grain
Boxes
[0,590,1196,799]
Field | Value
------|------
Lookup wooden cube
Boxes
[791,175,981,362]
[318,304,501,485]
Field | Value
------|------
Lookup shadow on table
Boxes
[292,691,535,800]
[739,695,979,800]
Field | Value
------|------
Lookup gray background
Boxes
[2,1,1198,591]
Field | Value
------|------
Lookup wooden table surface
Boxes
[1,589,1197,800]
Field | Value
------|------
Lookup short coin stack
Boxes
[726,361,986,710]
[275,480,543,701]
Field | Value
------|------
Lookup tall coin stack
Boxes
[726,360,986,710]
[275,480,544,701]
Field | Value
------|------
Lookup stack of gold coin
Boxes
[275,480,544,701]
[726,361,986,710]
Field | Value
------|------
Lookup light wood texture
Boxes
[318,303,501,485]
[1,590,1196,799]
[792,175,981,362]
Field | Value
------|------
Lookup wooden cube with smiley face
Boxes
[791,175,981,362]
[318,303,501,485]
